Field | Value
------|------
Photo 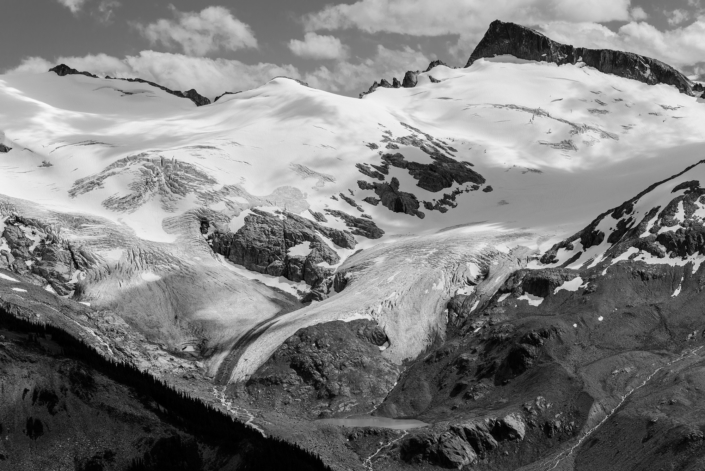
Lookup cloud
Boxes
[57,0,89,14]
[137,6,258,56]
[667,9,690,26]
[630,6,648,21]
[304,0,632,37]
[540,18,705,68]
[288,33,349,60]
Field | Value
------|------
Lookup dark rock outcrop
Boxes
[213,91,241,102]
[466,21,694,95]
[49,64,98,79]
[355,163,385,181]
[324,209,385,239]
[209,209,355,287]
[358,177,425,219]
[0,144,11,153]
[360,60,452,97]
[338,193,364,212]
[381,152,485,192]
[49,64,211,106]
[401,413,526,469]
[425,60,448,72]
[1,215,97,295]
[111,77,211,106]
[540,160,705,266]
[402,70,419,88]
[247,319,398,418]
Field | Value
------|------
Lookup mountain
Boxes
[467,20,695,96]
[1,20,705,470]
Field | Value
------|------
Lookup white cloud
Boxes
[57,0,89,14]
[304,0,632,37]
[288,33,349,60]
[667,9,690,26]
[137,6,258,56]
[630,6,648,21]
[540,18,705,68]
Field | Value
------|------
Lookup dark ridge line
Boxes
[467,20,694,96]
[49,63,211,107]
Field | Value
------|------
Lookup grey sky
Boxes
[3,0,704,97]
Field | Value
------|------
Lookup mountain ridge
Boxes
[467,20,694,95]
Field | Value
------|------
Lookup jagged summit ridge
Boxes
[467,20,694,95]
[49,63,211,106]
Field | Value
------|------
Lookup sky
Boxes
[2,0,705,98]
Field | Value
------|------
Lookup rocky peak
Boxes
[214,91,242,102]
[466,20,694,96]
[49,64,98,79]
[359,59,449,98]
[424,59,448,72]
[49,64,212,106]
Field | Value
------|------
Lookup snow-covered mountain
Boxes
[2,20,705,471]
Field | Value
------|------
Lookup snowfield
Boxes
[2,54,705,380]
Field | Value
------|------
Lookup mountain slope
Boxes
[1,20,705,471]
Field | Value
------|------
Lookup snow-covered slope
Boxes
[1,47,705,381]
[539,160,705,273]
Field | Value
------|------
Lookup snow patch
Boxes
[554,277,584,294]
[0,273,19,282]
[518,292,544,306]
[141,272,162,282]
[287,241,312,257]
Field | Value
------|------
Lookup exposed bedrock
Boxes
[209,208,355,287]
[359,59,450,97]
[1,214,97,296]
[49,64,211,106]
[381,152,485,193]
[358,177,425,219]
[467,20,694,95]
[246,319,399,419]
[541,161,705,266]
[374,258,705,469]
[400,413,529,469]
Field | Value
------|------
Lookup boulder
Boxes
[451,420,498,456]
[436,432,477,469]
[492,413,526,441]
[402,70,419,88]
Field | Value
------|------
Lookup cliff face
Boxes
[466,20,694,96]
